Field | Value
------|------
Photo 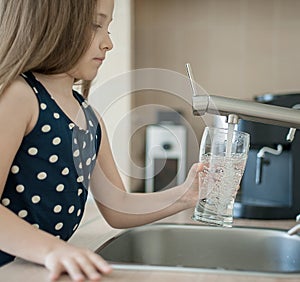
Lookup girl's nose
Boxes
[101,33,113,51]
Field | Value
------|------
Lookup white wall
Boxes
[89,0,133,190]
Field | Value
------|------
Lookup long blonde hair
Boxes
[0,0,97,97]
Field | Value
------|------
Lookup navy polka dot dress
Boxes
[0,72,101,266]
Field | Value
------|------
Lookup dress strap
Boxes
[20,71,40,95]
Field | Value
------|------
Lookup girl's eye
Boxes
[92,23,102,30]
[92,23,111,35]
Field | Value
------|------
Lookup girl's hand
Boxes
[44,244,112,281]
[180,163,204,209]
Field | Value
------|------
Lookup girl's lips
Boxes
[93,57,104,63]
[92,58,105,68]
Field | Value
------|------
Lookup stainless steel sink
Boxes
[96,223,300,275]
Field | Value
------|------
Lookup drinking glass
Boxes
[192,126,250,227]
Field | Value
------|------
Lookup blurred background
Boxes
[89,0,300,199]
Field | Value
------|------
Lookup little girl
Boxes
[0,0,201,281]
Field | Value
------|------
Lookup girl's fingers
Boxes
[75,255,102,281]
[46,248,112,281]
[64,252,112,281]
[49,262,64,281]
[61,259,85,282]
[88,252,112,275]
[191,163,204,175]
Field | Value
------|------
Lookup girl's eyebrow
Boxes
[97,13,107,19]
[96,13,113,21]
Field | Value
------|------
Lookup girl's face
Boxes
[68,0,114,81]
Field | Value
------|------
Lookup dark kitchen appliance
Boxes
[234,93,300,219]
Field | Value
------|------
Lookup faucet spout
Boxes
[192,94,300,129]
[186,63,300,131]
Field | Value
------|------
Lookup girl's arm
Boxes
[0,204,112,281]
[91,117,201,228]
[0,80,111,281]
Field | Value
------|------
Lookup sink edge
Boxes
[111,263,300,278]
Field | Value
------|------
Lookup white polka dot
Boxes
[90,134,93,141]
[68,205,75,214]
[73,150,80,157]
[32,195,41,204]
[77,176,84,183]
[78,189,83,196]
[32,224,39,229]
[11,165,19,174]
[49,155,58,163]
[74,138,78,144]
[86,158,91,166]
[53,113,60,119]
[28,147,38,156]
[73,224,78,231]
[53,205,62,213]
[77,209,81,216]
[55,222,63,231]
[41,124,51,133]
[69,123,75,130]
[1,198,10,206]
[18,210,28,218]
[40,103,47,110]
[16,184,25,193]
[89,120,94,127]
[61,167,69,175]
[37,172,47,180]
[92,154,96,161]
[78,162,83,169]
[88,173,91,180]
[56,235,61,239]
[56,184,64,192]
[82,141,86,149]
[52,137,61,145]
[82,101,89,108]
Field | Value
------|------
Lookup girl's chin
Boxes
[69,68,99,82]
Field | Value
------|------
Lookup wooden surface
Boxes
[0,199,299,282]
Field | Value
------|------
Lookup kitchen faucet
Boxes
[186,63,300,234]
[186,63,300,141]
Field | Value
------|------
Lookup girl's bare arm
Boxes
[91,116,201,228]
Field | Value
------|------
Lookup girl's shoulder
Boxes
[1,76,36,103]
[0,76,39,135]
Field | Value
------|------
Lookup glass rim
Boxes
[204,126,250,138]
